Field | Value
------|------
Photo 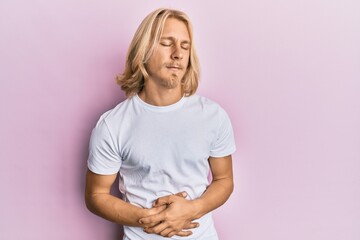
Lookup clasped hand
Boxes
[139,192,200,238]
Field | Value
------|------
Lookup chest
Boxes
[117,112,217,170]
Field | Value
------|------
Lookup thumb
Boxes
[174,191,188,198]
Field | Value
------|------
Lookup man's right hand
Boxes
[139,192,200,237]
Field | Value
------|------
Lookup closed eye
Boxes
[160,42,172,47]
[181,44,190,50]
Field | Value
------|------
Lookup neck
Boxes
[138,86,183,106]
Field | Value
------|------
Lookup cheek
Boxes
[147,56,162,70]
[184,55,190,67]
[152,52,168,65]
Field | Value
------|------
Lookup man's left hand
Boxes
[139,192,200,238]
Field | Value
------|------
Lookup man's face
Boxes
[146,18,191,90]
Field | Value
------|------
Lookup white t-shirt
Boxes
[88,94,236,240]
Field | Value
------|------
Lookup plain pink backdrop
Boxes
[1,0,359,239]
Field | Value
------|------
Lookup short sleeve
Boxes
[87,119,121,175]
[209,108,236,157]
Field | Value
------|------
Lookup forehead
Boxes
[160,17,190,41]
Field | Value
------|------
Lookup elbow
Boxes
[84,192,97,214]
[228,178,234,196]
[84,193,92,211]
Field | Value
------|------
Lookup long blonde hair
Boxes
[116,8,200,97]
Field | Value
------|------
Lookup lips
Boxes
[167,66,181,70]
[166,66,182,70]
[166,63,183,70]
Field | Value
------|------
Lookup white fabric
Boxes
[88,94,236,240]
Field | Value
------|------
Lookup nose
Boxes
[171,44,183,60]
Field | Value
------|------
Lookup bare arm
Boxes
[192,155,234,218]
[84,169,165,226]
[140,155,234,237]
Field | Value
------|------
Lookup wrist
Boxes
[133,206,148,227]
[191,198,205,219]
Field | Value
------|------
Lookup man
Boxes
[85,8,236,240]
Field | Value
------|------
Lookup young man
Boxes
[85,8,236,240]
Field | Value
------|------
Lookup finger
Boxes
[142,221,160,228]
[174,191,188,198]
[153,192,188,207]
[140,206,167,227]
[144,222,168,234]
[167,229,192,238]
[139,212,165,226]
[159,227,173,237]
[153,196,171,207]
[167,231,177,238]
[147,205,167,215]
[175,230,193,237]
[183,222,200,230]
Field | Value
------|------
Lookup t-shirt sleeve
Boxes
[209,108,236,157]
[87,118,121,175]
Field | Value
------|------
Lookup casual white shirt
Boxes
[88,94,236,240]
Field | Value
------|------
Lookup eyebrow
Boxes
[160,36,191,44]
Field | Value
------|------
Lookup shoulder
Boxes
[95,97,135,128]
[186,94,228,116]
[186,94,218,107]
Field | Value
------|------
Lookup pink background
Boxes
[1,0,359,239]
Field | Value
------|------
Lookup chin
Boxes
[162,78,180,89]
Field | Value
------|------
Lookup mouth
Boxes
[166,64,183,71]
